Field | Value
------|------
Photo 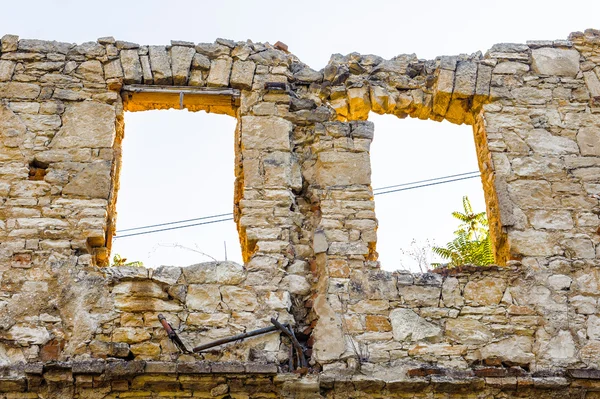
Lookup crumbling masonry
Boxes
[1,29,600,398]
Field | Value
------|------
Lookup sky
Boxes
[2,1,598,271]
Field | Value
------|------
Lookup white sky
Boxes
[2,1,598,270]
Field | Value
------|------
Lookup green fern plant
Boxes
[431,196,494,268]
[111,254,144,267]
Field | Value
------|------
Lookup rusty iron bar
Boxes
[158,314,191,353]
[192,325,280,353]
[270,318,307,369]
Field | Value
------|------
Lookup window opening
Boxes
[369,114,487,272]
[111,109,241,267]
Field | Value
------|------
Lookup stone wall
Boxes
[2,29,600,397]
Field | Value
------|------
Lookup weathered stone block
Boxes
[463,278,506,306]
[148,46,172,85]
[186,284,221,312]
[220,286,258,311]
[170,46,195,85]
[316,151,370,187]
[531,48,580,77]
[50,102,115,149]
[390,308,441,342]
[207,58,233,87]
[230,60,255,90]
[241,116,291,151]
[120,49,143,84]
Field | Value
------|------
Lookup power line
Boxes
[373,171,479,192]
[118,212,232,233]
[114,217,234,239]
[373,174,480,196]
[113,171,482,239]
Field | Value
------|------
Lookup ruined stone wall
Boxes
[2,29,600,397]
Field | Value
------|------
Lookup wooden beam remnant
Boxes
[121,85,241,116]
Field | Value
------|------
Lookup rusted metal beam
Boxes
[192,325,280,353]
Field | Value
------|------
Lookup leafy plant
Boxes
[111,254,144,267]
[431,196,494,268]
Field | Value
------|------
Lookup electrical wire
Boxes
[372,171,479,192]
[114,217,234,239]
[118,212,232,232]
[113,171,482,239]
[373,174,480,196]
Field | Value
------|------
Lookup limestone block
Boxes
[103,59,123,80]
[112,281,167,299]
[509,230,557,257]
[312,294,345,362]
[264,291,291,310]
[583,70,600,99]
[475,65,492,98]
[241,116,291,151]
[112,328,151,344]
[114,297,182,312]
[0,60,15,81]
[560,235,595,258]
[493,61,530,74]
[480,336,534,366]
[521,128,578,155]
[441,277,464,308]
[230,60,256,90]
[445,318,492,345]
[577,127,600,156]
[170,46,195,85]
[5,326,50,345]
[149,46,172,85]
[530,210,573,230]
[433,68,454,116]
[0,82,40,99]
[531,48,580,77]
[50,102,115,148]
[0,103,26,147]
[347,86,371,120]
[315,151,370,187]
[182,261,245,284]
[539,329,577,366]
[76,60,104,83]
[120,49,143,84]
[370,86,396,114]
[1,34,18,52]
[188,70,203,86]
[511,156,565,178]
[281,274,311,295]
[463,277,506,306]
[140,55,153,84]
[18,114,60,132]
[587,315,600,340]
[61,161,112,199]
[390,308,441,342]
[207,58,233,87]
[187,313,229,327]
[327,241,369,256]
[186,284,221,312]
[397,285,440,307]
[571,295,597,314]
[580,341,600,368]
[512,87,553,105]
[453,61,477,98]
[507,180,554,208]
[130,342,161,357]
[192,53,211,70]
[220,286,258,311]
[151,266,182,285]
[18,39,72,54]
[196,43,230,58]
